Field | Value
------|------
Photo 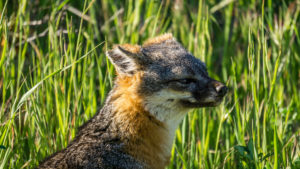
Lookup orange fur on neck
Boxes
[110,73,171,169]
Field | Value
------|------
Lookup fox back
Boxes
[38,33,227,169]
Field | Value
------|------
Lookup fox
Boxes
[38,33,228,169]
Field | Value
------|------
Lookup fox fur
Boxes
[38,33,227,169]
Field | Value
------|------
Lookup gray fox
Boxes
[38,33,227,169]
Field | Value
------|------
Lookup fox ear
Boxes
[106,44,143,75]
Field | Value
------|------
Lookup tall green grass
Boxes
[0,0,299,168]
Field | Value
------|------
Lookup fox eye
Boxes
[177,78,196,84]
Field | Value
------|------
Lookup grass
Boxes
[0,0,299,168]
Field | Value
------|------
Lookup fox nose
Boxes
[216,85,228,96]
[212,81,228,97]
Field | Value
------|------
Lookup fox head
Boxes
[106,33,227,128]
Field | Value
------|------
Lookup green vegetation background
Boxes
[0,0,299,168]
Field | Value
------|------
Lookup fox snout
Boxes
[210,80,228,97]
[181,78,228,108]
[197,79,227,107]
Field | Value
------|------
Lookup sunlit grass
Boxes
[0,0,299,168]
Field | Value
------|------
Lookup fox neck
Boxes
[107,73,188,169]
[143,89,190,134]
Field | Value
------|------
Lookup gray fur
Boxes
[38,103,145,169]
[137,39,215,101]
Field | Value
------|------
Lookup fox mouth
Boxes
[180,96,225,108]
[181,83,228,108]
